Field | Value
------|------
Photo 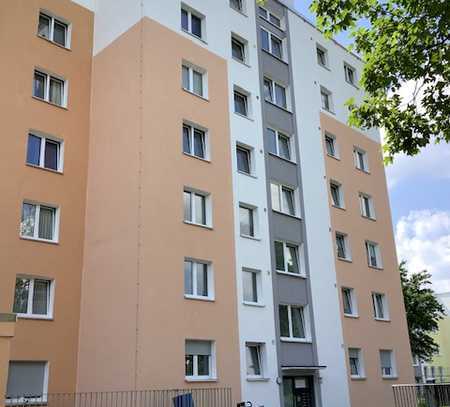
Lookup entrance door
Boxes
[283,376,315,407]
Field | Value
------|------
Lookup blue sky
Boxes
[293,0,450,293]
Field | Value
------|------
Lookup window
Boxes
[185,340,214,380]
[258,6,282,28]
[38,12,69,48]
[243,269,261,304]
[279,304,309,341]
[26,133,62,172]
[183,124,207,160]
[246,343,263,377]
[231,36,246,63]
[380,350,396,378]
[344,63,357,86]
[372,292,389,320]
[271,183,297,216]
[183,189,210,227]
[354,147,369,172]
[264,77,287,109]
[260,28,283,59]
[236,145,252,174]
[230,0,244,13]
[342,287,357,317]
[33,70,66,107]
[184,260,213,300]
[182,63,206,97]
[325,133,338,158]
[336,232,350,260]
[330,181,343,208]
[316,46,328,67]
[267,128,292,161]
[181,6,204,39]
[12,277,53,319]
[359,193,375,219]
[234,89,249,117]
[274,241,302,276]
[239,205,255,237]
[366,241,382,268]
[348,348,364,378]
[320,86,333,112]
[20,202,59,242]
[6,362,48,402]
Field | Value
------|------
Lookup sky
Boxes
[294,0,450,293]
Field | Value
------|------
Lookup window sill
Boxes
[276,270,307,279]
[351,376,366,381]
[344,313,359,319]
[272,210,302,221]
[243,301,265,308]
[321,108,336,116]
[264,100,292,114]
[261,49,288,65]
[183,152,210,163]
[362,215,377,222]
[238,170,258,179]
[16,314,53,321]
[280,338,312,344]
[230,6,248,17]
[268,152,296,165]
[26,163,63,175]
[37,34,71,51]
[318,63,331,72]
[232,57,251,68]
[183,221,213,231]
[184,295,215,302]
[246,377,270,382]
[355,167,370,175]
[374,317,391,323]
[181,88,209,102]
[20,236,59,245]
[337,257,352,263]
[181,29,208,45]
[234,112,254,122]
[332,204,346,211]
[32,96,68,110]
[345,80,360,90]
[382,376,398,380]
[240,234,261,242]
[368,265,384,271]
[326,153,340,161]
[185,377,217,383]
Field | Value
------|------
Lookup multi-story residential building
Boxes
[0,1,414,407]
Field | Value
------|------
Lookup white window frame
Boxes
[185,340,216,381]
[236,143,254,175]
[242,268,263,306]
[26,131,64,172]
[372,292,390,321]
[359,193,376,219]
[316,44,329,68]
[183,188,212,228]
[38,10,71,49]
[330,181,344,209]
[270,182,299,217]
[336,232,351,261]
[12,276,55,320]
[344,63,357,86]
[267,127,294,162]
[264,77,289,109]
[33,69,68,108]
[354,147,370,172]
[342,287,358,317]
[239,203,258,238]
[230,0,246,14]
[182,62,208,99]
[20,201,60,243]
[233,86,251,118]
[366,241,382,269]
[182,122,209,161]
[181,5,205,41]
[320,86,334,113]
[184,259,214,301]
[279,304,311,342]
[274,240,305,277]
[231,34,248,64]
[349,348,365,379]
[258,6,282,29]
[380,350,397,378]
[6,361,49,404]
[324,132,339,158]
[260,27,284,60]
[245,342,265,379]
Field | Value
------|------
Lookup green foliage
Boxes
[399,261,446,361]
[311,0,450,162]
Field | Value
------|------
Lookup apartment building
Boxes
[0,1,414,407]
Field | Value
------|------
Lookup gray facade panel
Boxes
[276,275,308,302]
[281,342,315,367]
[263,103,295,133]
[267,156,299,186]
[271,213,304,242]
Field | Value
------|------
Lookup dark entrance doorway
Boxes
[283,376,315,407]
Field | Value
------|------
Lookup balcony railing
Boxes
[393,384,450,407]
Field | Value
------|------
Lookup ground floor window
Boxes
[6,361,48,402]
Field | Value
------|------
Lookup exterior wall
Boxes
[321,113,415,407]
[77,16,241,402]
[287,9,352,407]
[0,316,16,405]
[0,0,93,394]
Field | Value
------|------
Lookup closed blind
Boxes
[185,340,211,356]
[6,362,46,398]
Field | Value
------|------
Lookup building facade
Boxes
[1,1,414,406]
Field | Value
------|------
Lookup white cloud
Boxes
[395,210,450,293]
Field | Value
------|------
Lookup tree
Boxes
[310,0,449,163]
[399,261,445,361]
